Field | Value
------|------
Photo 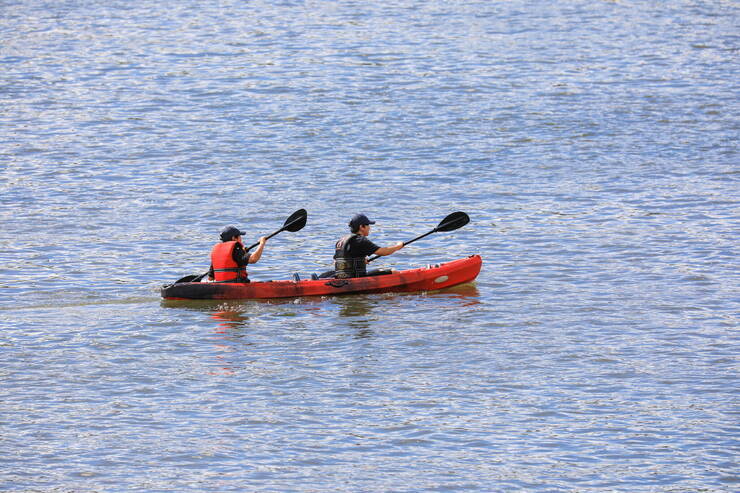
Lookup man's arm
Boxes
[373,242,404,257]
[248,237,267,264]
[359,236,403,257]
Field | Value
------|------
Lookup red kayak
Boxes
[161,255,482,300]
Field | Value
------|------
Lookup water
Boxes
[1,0,738,491]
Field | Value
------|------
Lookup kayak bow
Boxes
[161,255,481,300]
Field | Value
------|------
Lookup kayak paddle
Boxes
[367,211,470,263]
[174,208,308,283]
[244,208,307,251]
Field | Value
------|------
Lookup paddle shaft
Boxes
[366,213,467,263]
[367,228,437,263]
[244,227,281,251]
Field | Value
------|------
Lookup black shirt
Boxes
[334,234,380,259]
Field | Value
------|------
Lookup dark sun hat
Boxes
[220,225,246,241]
[349,213,376,231]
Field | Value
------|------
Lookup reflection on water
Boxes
[207,309,250,376]
[336,296,374,318]
[429,283,481,302]
[211,309,250,332]
[330,282,482,336]
[159,282,482,315]
[160,299,245,312]
[161,283,482,344]
[333,295,376,336]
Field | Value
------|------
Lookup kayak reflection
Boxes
[211,309,250,332]
[333,295,376,335]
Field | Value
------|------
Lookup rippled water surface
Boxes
[1,0,738,491]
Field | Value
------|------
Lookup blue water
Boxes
[1,1,738,491]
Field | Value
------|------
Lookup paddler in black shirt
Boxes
[331,213,404,279]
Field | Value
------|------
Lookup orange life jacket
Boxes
[211,241,248,282]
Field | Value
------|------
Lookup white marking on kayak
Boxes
[434,275,449,284]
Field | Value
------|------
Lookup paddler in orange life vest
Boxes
[207,225,267,282]
[331,213,404,279]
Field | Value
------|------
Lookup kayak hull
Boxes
[161,255,482,300]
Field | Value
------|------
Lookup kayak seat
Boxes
[292,273,300,282]
[311,274,319,280]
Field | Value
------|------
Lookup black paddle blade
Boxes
[435,211,470,232]
[283,208,307,232]
[175,272,206,284]
[247,209,308,250]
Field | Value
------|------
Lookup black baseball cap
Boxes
[349,213,376,231]
[220,225,246,241]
